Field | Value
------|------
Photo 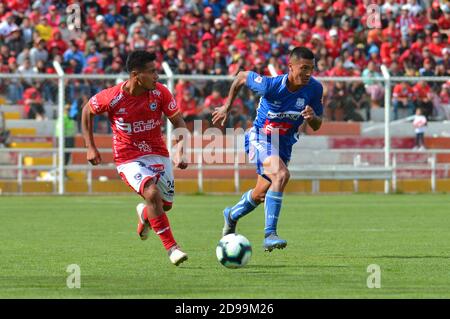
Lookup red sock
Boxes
[149,213,177,251]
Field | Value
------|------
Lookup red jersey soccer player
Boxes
[81,51,188,266]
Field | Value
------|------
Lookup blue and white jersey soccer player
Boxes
[212,47,323,251]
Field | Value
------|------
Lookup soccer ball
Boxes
[216,233,252,269]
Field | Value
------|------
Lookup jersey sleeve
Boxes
[160,85,180,118]
[88,89,111,114]
[310,82,324,117]
[245,71,272,97]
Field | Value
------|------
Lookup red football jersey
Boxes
[89,81,179,165]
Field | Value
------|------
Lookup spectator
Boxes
[412,108,427,150]
[178,88,200,133]
[362,61,384,108]
[0,12,18,39]
[412,81,434,119]
[63,41,85,73]
[393,81,415,120]
[5,26,25,56]
[55,104,77,168]
[7,56,23,104]
[18,57,37,86]
[29,38,48,67]
[203,87,224,129]
[34,15,52,41]
[227,96,247,129]
[23,86,45,120]
[148,14,169,39]
[428,32,446,59]
[0,110,11,147]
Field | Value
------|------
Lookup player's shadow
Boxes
[367,255,450,259]
[246,264,348,271]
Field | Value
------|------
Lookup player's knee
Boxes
[273,169,290,186]
[143,182,160,203]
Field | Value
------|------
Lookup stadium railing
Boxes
[0,67,449,195]
[1,147,450,195]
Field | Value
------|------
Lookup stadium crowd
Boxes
[0,0,449,132]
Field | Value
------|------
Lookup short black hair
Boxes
[126,50,156,73]
[290,46,315,60]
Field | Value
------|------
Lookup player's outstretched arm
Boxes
[81,103,102,165]
[212,71,249,127]
[301,105,322,131]
[168,112,188,170]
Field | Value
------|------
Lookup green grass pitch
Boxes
[1,194,449,298]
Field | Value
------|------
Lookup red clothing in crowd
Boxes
[412,82,432,100]
[178,97,199,117]
[204,94,224,111]
[393,83,414,100]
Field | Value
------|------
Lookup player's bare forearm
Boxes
[81,103,96,148]
[169,112,188,169]
[224,71,249,111]
[212,71,249,126]
[81,103,102,165]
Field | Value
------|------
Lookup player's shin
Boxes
[148,212,177,250]
[264,190,283,236]
[230,189,258,221]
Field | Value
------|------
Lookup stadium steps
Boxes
[3,111,21,120]
[67,171,86,181]
[23,156,53,166]
[10,141,53,148]
[9,127,37,136]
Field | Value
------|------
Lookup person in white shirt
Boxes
[413,107,427,150]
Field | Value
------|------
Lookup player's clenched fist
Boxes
[173,152,188,169]
[87,147,102,165]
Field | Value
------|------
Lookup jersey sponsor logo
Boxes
[263,120,293,135]
[254,76,263,83]
[267,110,301,121]
[90,96,99,111]
[115,118,162,134]
[109,92,124,108]
[168,98,177,111]
[149,102,157,111]
[148,163,165,176]
[295,98,305,109]
[133,141,152,152]
[115,118,132,133]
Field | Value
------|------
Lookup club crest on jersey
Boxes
[254,76,263,83]
[296,98,305,109]
[149,102,157,111]
[134,173,142,181]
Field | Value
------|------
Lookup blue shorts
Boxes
[244,127,290,180]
